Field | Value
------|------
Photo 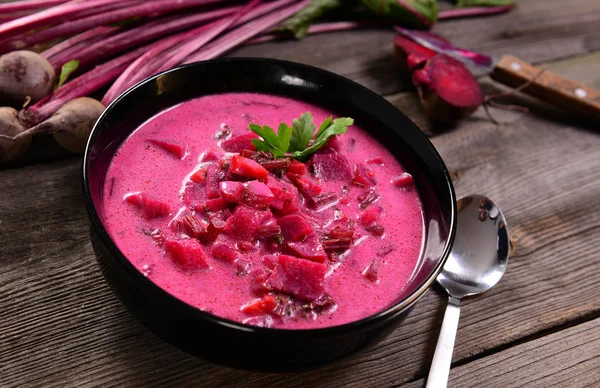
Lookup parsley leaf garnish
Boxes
[248,112,353,162]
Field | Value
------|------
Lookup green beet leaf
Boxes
[360,0,438,29]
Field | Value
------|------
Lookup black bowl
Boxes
[83,58,456,372]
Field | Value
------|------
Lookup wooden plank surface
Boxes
[406,318,600,388]
[1,0,600,386]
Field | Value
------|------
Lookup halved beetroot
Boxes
[211,243,239,263]
[241,294,276,315]
[243,180,274,209]
[124,193,170,220]
[266,254,326,300]
[277,214,313,241]
[165,239,209,269]
[230,155,269,180]
[310,153,352,181]
[287,159,307,175]
[148,139,187,159]
[223,205,270,240]
[393,35,438,73]
[353,163,376,187]
[360,205,383,226]
[285,234,326,263]
[220,133,259,152]
[391,173,414,188]
[219,181,244,203]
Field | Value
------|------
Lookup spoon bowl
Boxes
[426,194,509,388]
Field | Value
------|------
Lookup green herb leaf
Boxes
[56,59,79,89]
[277,0,343,39]
[289,112,315,152]
[292,117,353,162]
[249,112,352,162]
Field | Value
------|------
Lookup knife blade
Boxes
[396,27,600,117]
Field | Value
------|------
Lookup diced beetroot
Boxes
[190,168,207,184]
[241,295,277,315]
[220,133,259,152]
[319,136,341,153]
[285,234,327,263]
[363,258,380,282]
[165,239,209,269]
[360,205,383,226]
[277,214,313,241]
[148,139,187,159]
[204,197,228,212]
[353,163,376,187]
[263,255,279,270]
[365,224,385,237]
[287,159,307,175]
[211,243,238,263]
[125,193,170,220]
[200,148,222,162]
[286,172,323,199]
[310,153,352,181]
[237,240,259,252]
[391,172,414,188]
[259,158,290,172]
[223,205,269,240]
[266,255,326,300]
[239,149,258,159]
[219,181,244,203]
[181,214,208,240]
[243,180,274,209]
[366,156,384,165]
[266,178,301,215]
[308,192,338,210]
[256,223,281,239]
[230,155,269,180]
[205,165,225,199]
[250,269,271,295]
[206,214,227,243]
[358,188,380,209]
[322,226,354,253]
[328,226,354,240]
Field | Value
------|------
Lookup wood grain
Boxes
[405,318,600,388]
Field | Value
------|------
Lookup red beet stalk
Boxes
[0,0,129,43]
[438,5,515,20]
[186,0,312,63]
[0,0,224,53]
[104,0,297,104]
[49,7,236,72]
[0,0,68,13]
[41,26,119,61]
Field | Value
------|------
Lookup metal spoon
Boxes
[426,195,510,388]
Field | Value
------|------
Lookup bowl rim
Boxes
[83,57,456,335]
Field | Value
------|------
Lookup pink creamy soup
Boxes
[103,93,424,329]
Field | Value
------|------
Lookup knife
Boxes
[396,27,600,117]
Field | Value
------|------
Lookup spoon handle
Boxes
[426,296,461,388]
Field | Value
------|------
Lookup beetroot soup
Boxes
[102,93,424,329]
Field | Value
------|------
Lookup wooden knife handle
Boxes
[490,55,600,117]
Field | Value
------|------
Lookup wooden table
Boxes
[1,1,599,386]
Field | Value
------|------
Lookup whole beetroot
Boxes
[412,54,483,123]
[0,50,56,107]
[0,107,31,163]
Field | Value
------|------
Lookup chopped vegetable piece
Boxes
[165,239,209,269]
[287,159,307,175]
[219,181,244,203]
[205,165,225,199]
[365,224,385,237]
[181,214,207,240]
[241,294,276,315]
[124,192,170,220]
[362,258,380,282]
[277,214,313,241]
[190,168,207,183]
[220,132,259,152]
[310,153,352,181]
[285,234,327,263]
[307,192,337,210]
[211,243,239,263]
[360,205,383,226]
[205,197,228,212]
[206,214,227,243]
[353,163,376,187]
[391,173,414,188]
[286,172,323,198]
[223,205,270,240]
[365,156,384,165]
[243,180,274,209]
[266,255,326,300]
[229,154,269,180]
[358,188,380,209]
[256,223,282,239]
